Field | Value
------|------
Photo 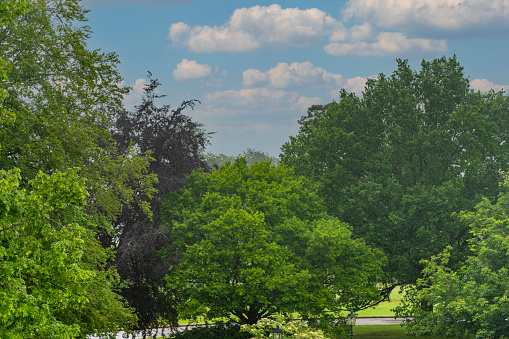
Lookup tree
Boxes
[280,56,509,286]
[397,174,509,339]
[163,158,386,324]
[0,168,136,339]
[0,0,156,335]
[204,149,278,168]
[109,74,210,330]
[0,0,155,227]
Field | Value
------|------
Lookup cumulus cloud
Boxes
[169,4,449,56]
[325,31,447,56]
[470,79,508,93]
[204,88,321,112]
[344,76,371,95]
[122,78,148,110]
[242,62,376,98]
[342,0,509,34]
[173,59,212,80]
[243,61,343,89]
[169,4,341,52]
[327,76,374,97]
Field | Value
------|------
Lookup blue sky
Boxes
[82,0,509,157]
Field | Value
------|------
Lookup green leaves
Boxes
[0,169,135,339]
[281,56,509,286]
[164,159,386,324]
[398,175,509,338]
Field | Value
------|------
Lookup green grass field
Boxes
[353,325,454,338]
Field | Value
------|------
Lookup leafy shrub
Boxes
[241,314,328,339]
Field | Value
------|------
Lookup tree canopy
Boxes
[109,74,210,330]
[0,0,156,227]
[0,168,135,339]
[280,56,509,285]
[163,159,386,324]
[397,174,509,339]
[0,0,156,336]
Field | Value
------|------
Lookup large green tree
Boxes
[0,0,156,335]
[397,174,509,339]
[163,159,386,324]
[0,168,135,339]
[0,0,156,226]
[280,56,509,286]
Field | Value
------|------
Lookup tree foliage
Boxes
[109,74,210,329]
[163,159,386,324]
[0,0,156,335]
[0,0,156,227]
[280,56,509,285]
[397,174,509,339]
[204,148,278,168]
[0,169,135,339]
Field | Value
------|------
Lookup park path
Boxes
[356,317,407,325]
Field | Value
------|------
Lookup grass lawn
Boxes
[337,286,406,318]
[354,325,454,338]
[355,325,475,339]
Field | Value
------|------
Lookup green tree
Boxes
[204,149,278,168]
[397,174,509,339]
[0,0,155,335]
[0,0,156,228]
[280,56,509,287]
[0,168,135,339]
[163,158,386,324]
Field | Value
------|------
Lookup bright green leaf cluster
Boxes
[397,174,509,338]
[0,168,136,339]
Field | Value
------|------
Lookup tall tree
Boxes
[281,56,509,286]
[0,0,156,335]
[110,74,210,330]
[0,0,155,226]
[163,159,386,324]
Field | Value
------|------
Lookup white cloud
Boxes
[169,4,451,56]
[243,61,343,89]
[470,79,508,93]
[173,59,212,80]
[204,88,321,112]
[342,0,509,33]
[344,76,370,95]
[324,32,447,56]
[327,76,374,97]
[122,78,148,110]
[169,4,340,52]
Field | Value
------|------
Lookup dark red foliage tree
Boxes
[109,73,210,333]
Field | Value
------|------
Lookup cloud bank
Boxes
[470,79,508,93]
[168,4,446,56]
[342,0,509,34]
[169,4,339,52]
